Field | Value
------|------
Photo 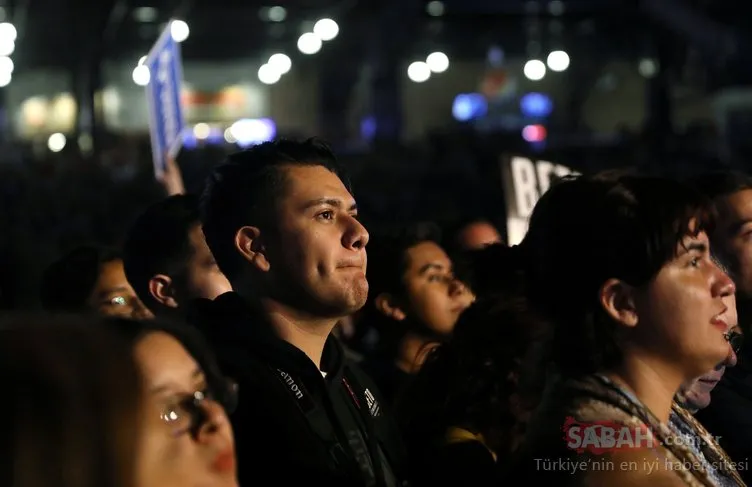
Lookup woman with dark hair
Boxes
[504,174,743,485]
[40,245,153,319]
[102,318,239,487]
[0,314,142,487]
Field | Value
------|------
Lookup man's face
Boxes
[399,241,473,336]
[680,293,739,411]
[262,165,369,318]
[179,224,232,303]
[713,189,752,299]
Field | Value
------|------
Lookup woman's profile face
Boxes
[133,331,237,487]
[631,231,736,379]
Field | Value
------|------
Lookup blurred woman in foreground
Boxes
[103,318,239,487]
[0,314,142,487]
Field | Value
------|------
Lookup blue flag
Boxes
[144,21,186,178]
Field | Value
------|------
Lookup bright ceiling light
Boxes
[258,64,281,85]
[313,18,339,41]
[48,133,66,152]
[546,50,570,72]
[268,53,291,74]
[132,65,150,85]
[426,52,449,73]
[0,56,14,74]
[0,23,16,42]
[407,61,431,82]
[170,20,189,42]
[297,33,322,55]
[523,59,546,81]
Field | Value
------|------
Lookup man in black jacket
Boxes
[193,138,408,486]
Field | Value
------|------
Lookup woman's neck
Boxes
[604,354,684,424]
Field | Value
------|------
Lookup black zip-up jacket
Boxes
[187,292,409,487]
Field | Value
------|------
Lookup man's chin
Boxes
[314,294,367,319]
[684,391,711,412]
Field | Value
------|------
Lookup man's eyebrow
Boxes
[303,198,357,211]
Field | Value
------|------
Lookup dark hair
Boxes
[688,171,752,201]
[40,245,122,312]
[460,243,526,299]
[100,317,235,411]
[398,294,548,457]
[123,194,201,311]
[0,313,141,487]
[521,173,715,378]
[200,138,350,282]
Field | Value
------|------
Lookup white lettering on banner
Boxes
[158,50,179,147]
[501,155,577,246]
[509,156,539,219]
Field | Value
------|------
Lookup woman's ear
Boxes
[599,278,638,328]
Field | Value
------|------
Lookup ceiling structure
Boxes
[10,0,747,68]
[5,0,752,135]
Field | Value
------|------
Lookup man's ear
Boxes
[599,278,638,328]
[148,275,178,309]
[374,293,407,321]
[235,226,270,272]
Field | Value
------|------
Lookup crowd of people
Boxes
[3,136,752,486]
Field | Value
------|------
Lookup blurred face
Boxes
[263,165,369,318]
[456,222,503,250]
[180,225,232,302]
[632,232,736,380]
[89,259,153,319]
[400,241,473,336]
[680,294,739,411]
[135,332,237,487]
[713,189,752,299]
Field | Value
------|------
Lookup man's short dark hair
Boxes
[123,194,200,310]
[688,171,752,201]
[40,245,121,312]
[200,138,350,282]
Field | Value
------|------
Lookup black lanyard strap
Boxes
[272,366,381,486]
